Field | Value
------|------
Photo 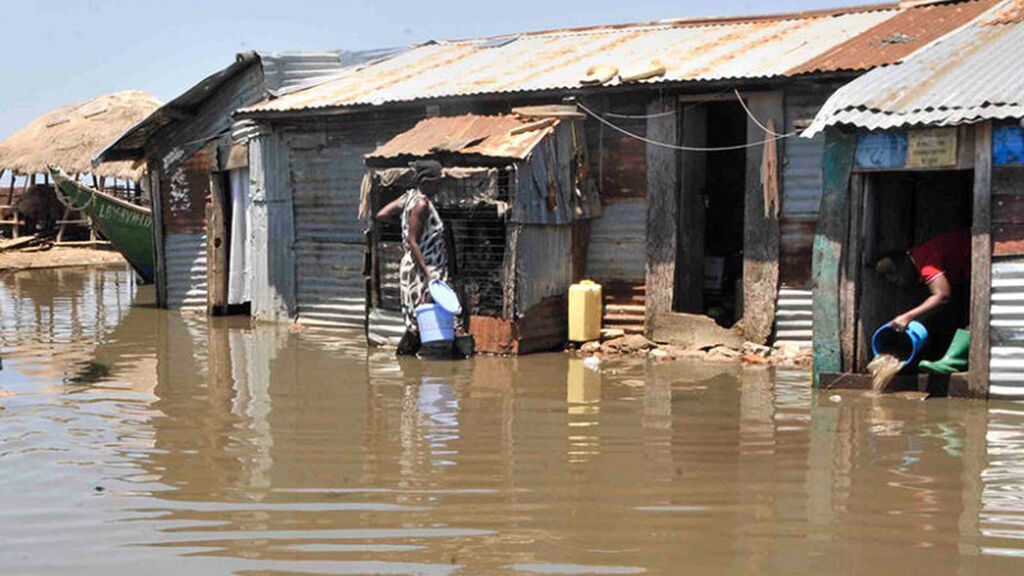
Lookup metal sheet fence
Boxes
[990,259,1024,399]
[585,199,647,284]
[165,232,207,310]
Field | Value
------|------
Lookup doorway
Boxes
[206,167,251,316]
[855,169,973,369]
[674,100,748,327]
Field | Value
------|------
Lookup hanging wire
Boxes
[605,109,676,120]
[577,101,794,152]
[577,88,799,152]
[733,88,790,137]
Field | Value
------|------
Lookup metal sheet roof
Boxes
[237,1,996,117]
[94,49,401,164]
[807,0,1024,134]
[367,114,558,161]
[238,6,913,116]
[789,0,998,74]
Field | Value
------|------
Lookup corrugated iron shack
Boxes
[806,0,1024,398]
[362,112,597,353]
[232,0,992,349]
[93,50,394,314]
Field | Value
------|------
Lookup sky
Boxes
[0,0,875,141]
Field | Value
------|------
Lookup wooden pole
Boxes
[4,169,13,205]
[206,172,230,315]
[741,91,784,345]
[969,122,993,398]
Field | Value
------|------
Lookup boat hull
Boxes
[49,167,156,284]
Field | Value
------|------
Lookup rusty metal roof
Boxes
[238,1,995,117]
[790,0,998,74]
[806,0,1024,134]
[367,114,558,161]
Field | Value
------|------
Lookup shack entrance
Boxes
[675,101,748,327]
[853,169,973,370]
[206,165,252,316]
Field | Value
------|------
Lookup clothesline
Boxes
[577,89,799,152]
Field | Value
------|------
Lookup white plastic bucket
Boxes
[415,303,455,343]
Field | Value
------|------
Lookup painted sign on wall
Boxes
[906,128,958,168]
[855,132,907,169]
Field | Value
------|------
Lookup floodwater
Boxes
[2,268,1024,575]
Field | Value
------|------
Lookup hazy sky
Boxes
[0,0,874,140]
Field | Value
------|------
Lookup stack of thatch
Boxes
[0,90,161,182]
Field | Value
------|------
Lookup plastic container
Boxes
[871,321,929,365]
[428,279,462,315]
[416,303,456,344]
[569,280,603,342]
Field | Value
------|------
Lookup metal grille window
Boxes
[440,206,507,317]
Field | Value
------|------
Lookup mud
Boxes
[0,246,126,273]
[2,267,1024,574]
[868,353,905,394]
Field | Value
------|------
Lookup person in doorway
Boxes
[374,160,450,355]
[875,227,971,374]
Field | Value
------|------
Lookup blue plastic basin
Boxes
[871,321,929,365]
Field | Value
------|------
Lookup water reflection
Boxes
[2,266,1024,574]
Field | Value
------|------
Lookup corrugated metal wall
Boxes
[249,131,296,322]
[288,128,371,327]
[774,287,814,349]
[585,200,647,284]
[285,116,421,328]
[516,224,573,313]
[150,65,265,311]
[165,232,208,310]
[774,86,837,346]
[260,52,345,95]
[294,243,366,326]
[781,88,831,286]
[989,260,1024,399]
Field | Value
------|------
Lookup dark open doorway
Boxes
[674,100,747,327]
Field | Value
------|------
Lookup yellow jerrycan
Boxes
[568,280,602,342]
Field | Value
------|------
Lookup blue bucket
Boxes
[871,321,929,365]
[415,303,456,344]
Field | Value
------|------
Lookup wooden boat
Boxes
[48,166,155,283]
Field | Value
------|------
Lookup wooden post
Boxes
[741,91,784,344]
[643,98,679,335]
[207,171,230,315]
[149,165,169,307]
[2,168,11,204]
[840,174,865,372]
[812,128,858,382]
[969,121,992,398]
[675,104,706,314]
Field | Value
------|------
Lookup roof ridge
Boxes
[433,1,902,45]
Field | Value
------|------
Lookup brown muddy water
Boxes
[2,267,1024,575]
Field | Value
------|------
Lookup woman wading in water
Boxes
[375,160,450,355]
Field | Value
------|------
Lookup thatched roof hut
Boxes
[0,90,162,181]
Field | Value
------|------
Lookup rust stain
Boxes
[984,0,1024,24]
[316,45,482,106]
[469,315,518,354]
[689,18,814,78]
[240,0,970,116]
[367,114,555,160]
[789,0,999,75]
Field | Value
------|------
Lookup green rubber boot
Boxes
[919,329,970,375]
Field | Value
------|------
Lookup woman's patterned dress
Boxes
[399,189,449,332]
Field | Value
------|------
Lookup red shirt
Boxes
[909,228,971,284]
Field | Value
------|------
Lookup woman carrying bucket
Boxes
[375,160,451,356]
